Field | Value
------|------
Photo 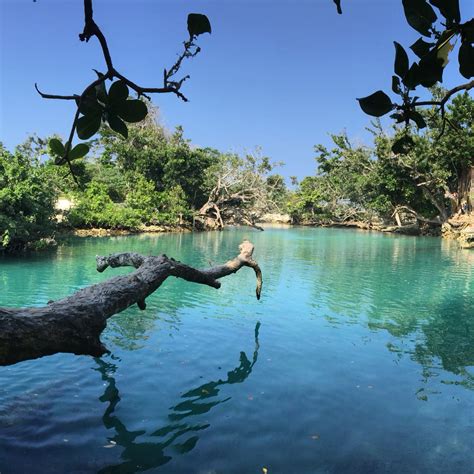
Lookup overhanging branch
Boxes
[0,241,262,366]
[35,0,208,179]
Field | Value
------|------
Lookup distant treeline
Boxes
[0,115,287,252]
[1,90,472,252]
[289,90,473,228]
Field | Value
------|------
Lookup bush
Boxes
[0,144,58,252]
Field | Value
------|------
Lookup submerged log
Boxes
[0,240,262,366]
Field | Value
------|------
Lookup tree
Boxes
[197,150,285,230]
[0,144,58,252]
[100,122,214,210]
[372,90,474,223]
[291,90,474,228]
[66,118,217,227]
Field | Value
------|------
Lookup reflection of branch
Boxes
[96,322,261,472]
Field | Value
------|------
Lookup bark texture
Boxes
[0,240,262,366]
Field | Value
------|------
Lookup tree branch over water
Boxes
[36,0,211,177]
[0,241,262,366]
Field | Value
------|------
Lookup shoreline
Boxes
[67,224,192,238]
[62,215,473,240]
[6,216,470,255]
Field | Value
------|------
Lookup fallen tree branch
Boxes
[0,241,262,366]
[393,205,442,225]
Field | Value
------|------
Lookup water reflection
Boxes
[96,322,260,473]
[287,229,474,394]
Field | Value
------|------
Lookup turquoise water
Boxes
[0,227,473,473]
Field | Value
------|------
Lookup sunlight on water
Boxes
[1,228,473,473]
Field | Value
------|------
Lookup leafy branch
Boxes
[354,0,473,154]
[35,0,211,180]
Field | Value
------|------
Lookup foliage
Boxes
[62,121,208,229]
[197,150,287,228]
[99,120,213,210]
[10,118,281,233]
[39,1,212,173]
[292,90,474,225]
[0,144,58,252]
[356,0,474,153]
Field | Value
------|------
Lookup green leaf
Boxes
[49,138,65,157]
[390,112,406,124]
[333,0,342,14]
[77,114,102,140]
[403,63,421,89]
[459,42,474,79]
[417,50,444,86]
[429,0,460,24]
[402,0,437,36]
[392,135,415,154]
[187,13,212,37]
[107,114,128,139]
[68,143,90,160]
[394,42,409,79]
[93,70,108,104]
[461,19,474,43]
[357,91,393,117]
[410,38,434,58]
[78,97,103,117]
[116,99,148,123]
[408,110,427,128]
[108,80,129,104]
[392,75,402,94]
[436,33,454,67]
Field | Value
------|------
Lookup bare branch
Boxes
[0,241,262,366]
[34,83,78,101]
[413,80,474,108]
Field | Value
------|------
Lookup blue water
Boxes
[0,227,473,473]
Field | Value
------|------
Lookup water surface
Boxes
[1,228,473,473]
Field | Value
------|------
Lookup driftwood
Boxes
[0,240,262,366]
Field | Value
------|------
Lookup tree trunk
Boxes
[458,166,473,214]
[0,241,262,366]
[420,186,449,222]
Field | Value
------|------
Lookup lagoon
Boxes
[1,227,473,473]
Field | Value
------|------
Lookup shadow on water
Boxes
[96,322,261,473]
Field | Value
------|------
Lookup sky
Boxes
[1,0,473,179]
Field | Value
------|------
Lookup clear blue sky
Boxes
[1,0,472,179]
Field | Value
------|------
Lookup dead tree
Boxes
[196,152,284,231]
[0,241,262,366]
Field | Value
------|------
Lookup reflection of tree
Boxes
[96,322,261,473]
[295,230,474,393]
[368,291,474,393]
[413,298,474,388]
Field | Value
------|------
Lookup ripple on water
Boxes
[1,228,474,473]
